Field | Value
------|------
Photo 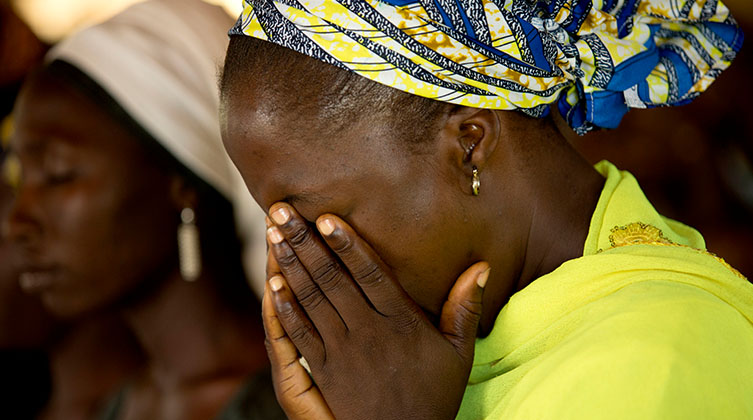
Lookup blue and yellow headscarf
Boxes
[230,0,743,133]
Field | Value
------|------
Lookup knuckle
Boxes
[446,299,483,339]
[451,311,477,334]
[274,371,300,397]
[288,324,316,348]
[263,336,288,360]
[275,245,300,268]
[309,259,343,292]
[391,312,422,335]
[296,283,328,312]
[352,262,385,287]
[454,298,483,319]
[286,223,314,248]
[329,230,354,254]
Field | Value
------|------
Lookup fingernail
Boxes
[267,226,284,244]
[271,206,290,225]
[269,275,284,292]
[317,217,335,236]
[477,267,491,289]
[299,356,311,374]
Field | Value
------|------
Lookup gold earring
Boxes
[472,166,480,196]
[178,207,201,282]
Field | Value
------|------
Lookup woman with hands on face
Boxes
[263,205,489,420]
[221,0,753,418]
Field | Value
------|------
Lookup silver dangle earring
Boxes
[472,166,480,196]
[177,207,201,282]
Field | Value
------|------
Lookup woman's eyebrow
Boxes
[6,136,48,157]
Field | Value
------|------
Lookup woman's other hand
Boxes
[264,203,490,420]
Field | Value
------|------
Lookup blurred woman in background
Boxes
[2,173,142,420]
[1,6,143,419]
[5,0,280,418]
[1,140,52,419]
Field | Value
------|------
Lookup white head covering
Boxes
[47,0,267,295]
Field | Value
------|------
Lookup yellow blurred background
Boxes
[10,0,242,43]
[8,0,752,43]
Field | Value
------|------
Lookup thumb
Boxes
[439,262,490,364]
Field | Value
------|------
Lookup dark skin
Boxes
[263,208,489,419]
[221,74,605,418]
[2,179,143,419]
[0,176,56,348]
[36,314,144,420]
[8,72,177,317]
[8,70,268,420]
[0,16,143,416]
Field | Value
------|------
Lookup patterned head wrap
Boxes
[230,0,743,133]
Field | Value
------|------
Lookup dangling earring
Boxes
[178,207,201,282]
[471,166,480,196]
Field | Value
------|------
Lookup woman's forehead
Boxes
[13,78,143,165]
[229,84,335,135]
[234,128,397,214]
[16,72,99,131]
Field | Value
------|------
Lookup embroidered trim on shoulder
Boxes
[603,222,747,281]
[609,222,674,248]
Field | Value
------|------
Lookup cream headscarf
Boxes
[48,0,267,295]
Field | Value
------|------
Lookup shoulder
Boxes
[506,279,753,420]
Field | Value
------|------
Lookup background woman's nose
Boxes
[3,187,43,249]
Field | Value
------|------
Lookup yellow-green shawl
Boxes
[459,161,753,419]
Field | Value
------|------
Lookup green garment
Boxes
[458,161,753,419]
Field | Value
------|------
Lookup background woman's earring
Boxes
[472,166,480,196]
[178,207,201,282]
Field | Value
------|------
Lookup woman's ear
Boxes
[169,175,198,212]
[455,108,500,170]
[438,107,501,193]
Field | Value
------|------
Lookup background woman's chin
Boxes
[37,288,104,320]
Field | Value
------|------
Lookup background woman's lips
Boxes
[18,270,57,293]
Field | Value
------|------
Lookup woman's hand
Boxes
[263,202,490,420]
[262,224,335,420]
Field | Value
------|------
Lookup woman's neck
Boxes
[519,155,604,289]
[479,126,604,335]
[121,268,267,388]
[41,315,143,420]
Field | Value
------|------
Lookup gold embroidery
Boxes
[609,222,674,248]
[604,222,747,281]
